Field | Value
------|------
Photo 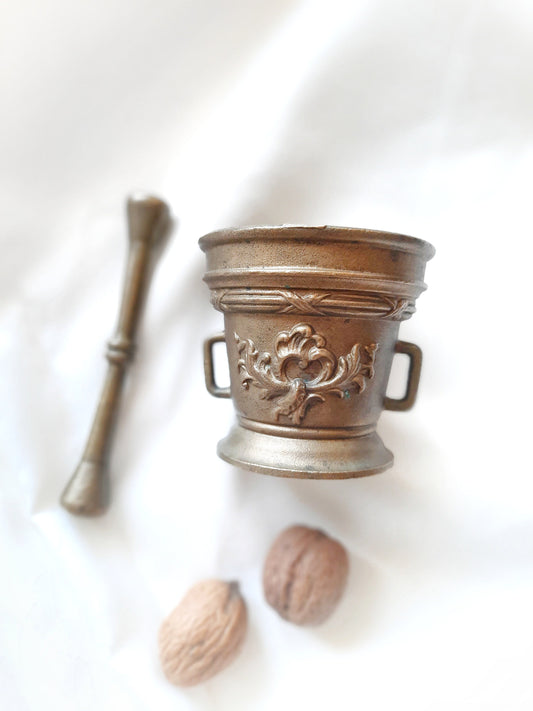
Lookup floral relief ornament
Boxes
[235,323,378,425]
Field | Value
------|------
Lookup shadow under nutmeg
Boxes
[181,613,269,711]
[315,554,383,648]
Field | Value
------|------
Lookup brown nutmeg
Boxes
[158,579,247,686]
[263,524,349,626]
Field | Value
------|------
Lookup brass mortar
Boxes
[200,225,434,479]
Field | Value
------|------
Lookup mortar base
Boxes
[217,424,393,479]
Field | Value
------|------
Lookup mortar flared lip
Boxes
[199,224,435,261]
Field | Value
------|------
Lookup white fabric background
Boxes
[1,1,532,709]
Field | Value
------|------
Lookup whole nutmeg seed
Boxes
[263,524,349,626]
[158,579,247,686]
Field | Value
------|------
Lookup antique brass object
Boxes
[60,194,172,515]
[200,225,434,479]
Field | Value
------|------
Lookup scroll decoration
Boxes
[235,323,378,425]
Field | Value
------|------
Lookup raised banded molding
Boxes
[212,288,414,320]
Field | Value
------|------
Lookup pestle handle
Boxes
[60,194,171,516]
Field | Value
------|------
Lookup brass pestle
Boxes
[60,194,172,516]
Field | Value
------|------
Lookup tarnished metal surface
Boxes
[60,194,172,516]
[200,225,434,478]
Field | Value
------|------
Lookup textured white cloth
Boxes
[1,1,533,709]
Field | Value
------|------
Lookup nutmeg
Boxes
[158,579,247,686]
[263,524,349,626]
